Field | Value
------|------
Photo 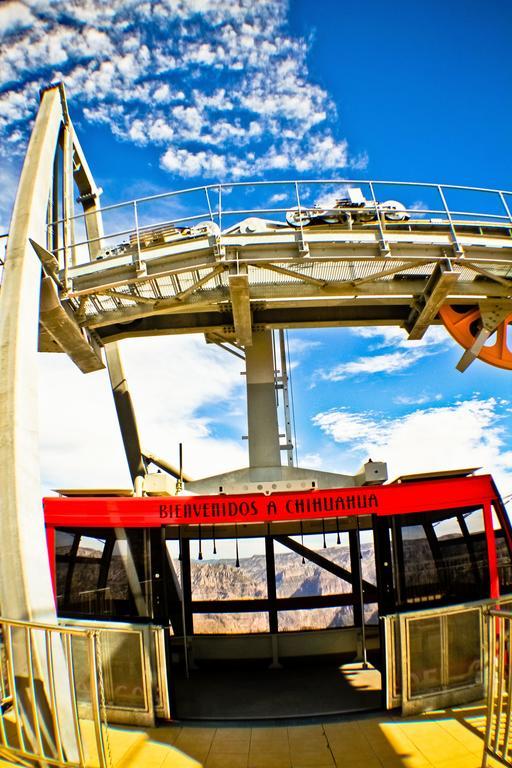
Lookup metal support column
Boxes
[277,330,294,467]
[245,330,281,468]
[104,342,146,485]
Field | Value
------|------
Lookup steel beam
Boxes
[39,276,104,372]
[104,343,146,484]
[406,260,461,340]
[70,124,104,260]
[274,535,378,599]
[228,272,253,347]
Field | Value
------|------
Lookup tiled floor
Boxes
[0,704,505,767]
[80,703,505,767]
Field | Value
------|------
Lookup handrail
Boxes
[0,615,111,768]
[47,177,512,227]
[40,177,512,277]
[483,606,512,767]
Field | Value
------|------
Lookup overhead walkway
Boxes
[42,178,512,372]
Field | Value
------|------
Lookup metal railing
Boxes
[45,178,512,275]
[382,600,487,717]
[384,599,512,765]
[60,619,157,727]
[0,616,111,768]
[483,606,512,767]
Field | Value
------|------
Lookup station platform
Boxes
[0,703,497,768]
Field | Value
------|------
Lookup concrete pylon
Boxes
[0,85,80,762]
[245,330,281,468]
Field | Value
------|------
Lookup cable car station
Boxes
[2,83,512,766]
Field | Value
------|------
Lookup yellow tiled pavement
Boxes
[0,704,506,766]
[96,703,501,767]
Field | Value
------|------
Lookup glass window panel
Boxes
[56,563,67,605]
[434,517,482,600]
[193,612,269,634]
[447,611,481,688]
[463,509,485,534]
[55,530,75,556]
[278,606,354,631]
[77,535,105,559]
[69,534,106,612]
[364,603,379,625]
[471,536,490,586]
[275,533,353,598]
[72,631,146,709]
[191,537,266,601]
[396,511,492,607]
[360,530,377,586]
[409,616,442,697]
[101,631,146,709]
[165,540,182,587]
[399,524,440,605]
[496,532,512,592]
[107,540,132,601]
[70,562,101,604]
[460,509,490,587]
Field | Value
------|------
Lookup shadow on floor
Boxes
[170,659,382,719]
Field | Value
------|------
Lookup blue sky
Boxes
[1,0,512,504]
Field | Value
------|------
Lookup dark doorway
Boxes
[164,519,383,719]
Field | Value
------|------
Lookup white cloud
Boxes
[393,392,443,405]
[286,337,322,356]
[0,1,35,35]
[160,147,227,176]
[38,335,248,493]
[318,349,427,381]
[0,0,357,178]
[316,325,453,381]
[269,192,287,203]
[353,325,450,350]
[313,398,512,491]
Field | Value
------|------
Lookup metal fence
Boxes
[383,600,487,717]
[0,616,111,768]
[483,607,512,767]
[60,619,160,727]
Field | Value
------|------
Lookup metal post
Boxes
[179,535,191,680]
[438,185,463,255]
[294,180,308,254]
[62,124,76,268]
[278,330,294,467]
[499,191,512,225]
[133,200,142,271]
[89,632,108,768]
[356,518,368,669]
[368,181,389,255]
[204,186,214,222]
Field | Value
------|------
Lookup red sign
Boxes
[43,474,499,528]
